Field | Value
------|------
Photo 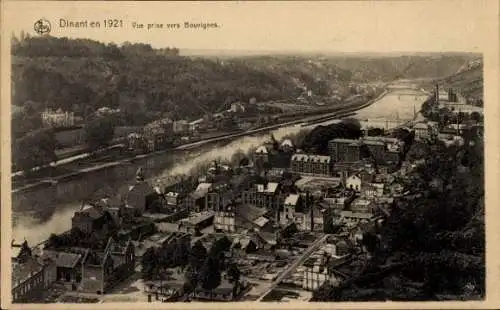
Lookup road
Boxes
[255,234,329,302]
[12,143,125,177]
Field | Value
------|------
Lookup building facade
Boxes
[328,139,362,163]
[41,108,76,128]
[290,154,331,176]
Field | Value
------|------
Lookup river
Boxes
[12,84,429,245]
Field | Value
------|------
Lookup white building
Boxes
[345,174,362,192]
[41,108,75,128]
[280,194,300,226]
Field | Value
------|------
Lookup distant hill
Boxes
[11,36,354,125]
[322,54,480,82]
[436,61,483,100]
[11,35,482,125]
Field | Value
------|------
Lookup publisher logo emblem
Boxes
[34,19,51,35]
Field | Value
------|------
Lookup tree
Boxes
[17,240,32,262]
[183,265,198,297]
[227,263,242,298]
[470,112,481,123]
[84,116,115,152]
[141,247,158,280]
[366,127,385,136]
[13,128,57,172]
[200,256,222,295]
[171,238,189,269]
[46,233,60,249]
[189,241,207,270]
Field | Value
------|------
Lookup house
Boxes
[280,194,302,226]
[253,145,270,164]
[41,108,75,128]
[143,119,173,152]
[384,150,401,165]
[229,101,246,113]
[302,206,325,232]
[339,210,373,226]
[173,120,189,134]
[189,118,206,132]
[363,140,385,164]
[321,196,354,211]
[71,203,114,235]
[290,154,331,177]
[362,183,384,199]
[214,204,268,233]
[186,182,213,212]
[328,138,362,162]
[242,182,281,211]
[178,211,215,234]
[125,168,156,215]
[79,238,135,294]
[350,199,375,214]
[280,139,294,153]
[205,182,233,212]
[345,174,362,192]
[127,133,145,151]
[40,248,88,290]
[193,279,248,301]
[413,122,431,141]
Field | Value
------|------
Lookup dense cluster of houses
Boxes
[126,100,275,153]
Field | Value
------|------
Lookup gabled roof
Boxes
[329,138,359,144]
[284,194,300,206]
[281,139,294,147]
[256,182,279,194]
[43,250,85,269]
[255,145,269,154]
[74,204,105,220]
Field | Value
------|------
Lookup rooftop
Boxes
[291,154,331,163]
[340,210,373,219]
[284,194,300,206]
[329,138,359,144]
[42,249,85,269]
[255,145,269,154]
[181,211,215,225]
[191,182,213,199]
[256,182,279,194]
[281,139,294,148]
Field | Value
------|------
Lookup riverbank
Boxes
[12,99,378,194]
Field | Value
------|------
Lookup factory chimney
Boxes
[435,84,439,104]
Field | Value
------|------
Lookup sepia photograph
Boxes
[1,0,498,308]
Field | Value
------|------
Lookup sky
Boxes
[2,0,496,53]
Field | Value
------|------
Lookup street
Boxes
[255,234,329,301]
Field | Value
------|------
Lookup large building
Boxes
[79,238,135,294]
[363,140,385,163]
[71,204,114,235]
[328,139,362,163]
[242,182,281,211]
[143,118,174,152]
[280,194,302,227]
[41,108,75,128]
[290,154,331,177]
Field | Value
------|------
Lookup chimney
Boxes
[307,192,314,232]
[435,84,439,104]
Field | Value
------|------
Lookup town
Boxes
[11,84,484,303]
